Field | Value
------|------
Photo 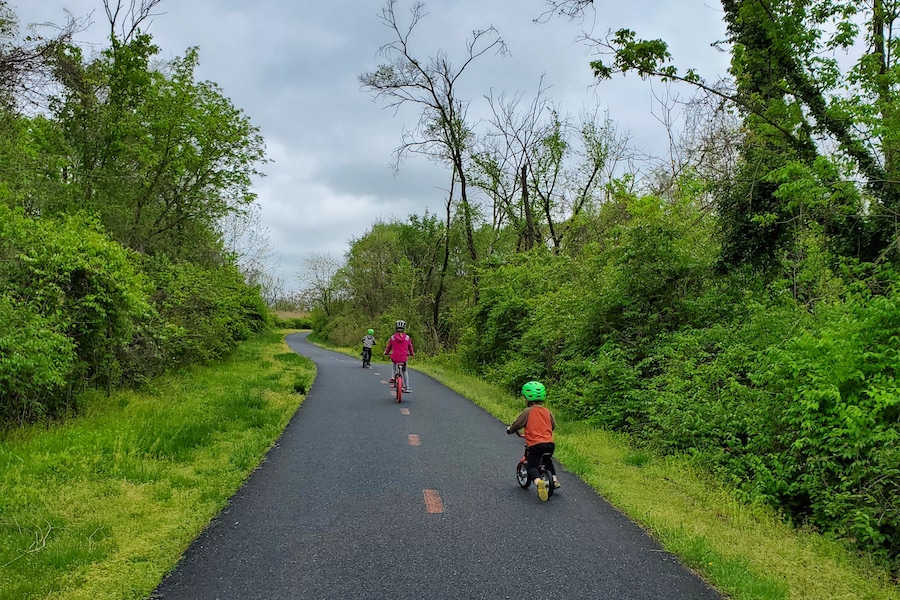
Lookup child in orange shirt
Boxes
[507,381,559,501]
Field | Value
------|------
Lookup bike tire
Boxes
[396,375,403,402]
[516,460,529,488]
[540,455,555,498]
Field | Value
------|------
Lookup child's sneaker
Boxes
[536,478,549,501]
[404,387,411,393]
[553,477,561,489]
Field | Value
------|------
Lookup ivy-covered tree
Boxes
[581,0,900,267]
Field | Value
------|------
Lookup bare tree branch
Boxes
[103,0,165,43]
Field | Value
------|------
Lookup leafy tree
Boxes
[343,222,406,318]
[0,1,272,426]
[49,37,266,261]
[580,0,899,266]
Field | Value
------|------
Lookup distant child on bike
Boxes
[507,381,559,501]
[384,319,414,393]
[361,328,376,367]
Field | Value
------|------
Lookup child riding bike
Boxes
[361,328,376,367]
[384,320,414,393]
[507,381,559,501]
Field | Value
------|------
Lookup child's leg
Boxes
[525,448,543,482]
[543,442,557,475]
[543,455,557,476]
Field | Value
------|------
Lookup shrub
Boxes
[0,296,76,423]
[134,256,270,370]
[272,315,313,329]
[0,206,149,423]
[751,287,900,562]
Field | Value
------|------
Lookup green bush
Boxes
[133,256,270,372]
[0,206,149,423]
[272,315,313,329]
[458,251,567,372]
[552,343,647,425]
[751,286,900,562]
[0,296,76,423]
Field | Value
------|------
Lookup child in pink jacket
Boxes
[384,319,414,392]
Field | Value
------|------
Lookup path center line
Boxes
[408,434,420,445]
[423,489,444,513]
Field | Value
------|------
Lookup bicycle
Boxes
[389,362,408,403]
[361,346,372,368]
[513,430,555,499]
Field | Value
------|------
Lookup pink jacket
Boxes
[384,332,414,363]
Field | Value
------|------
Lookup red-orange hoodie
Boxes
[508,404,555,446]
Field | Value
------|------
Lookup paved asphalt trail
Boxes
[153,332,722,600]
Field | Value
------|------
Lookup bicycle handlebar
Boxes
[505,426,525,438]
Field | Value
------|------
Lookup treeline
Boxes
[0,2,269,424]
[308,0,900,570]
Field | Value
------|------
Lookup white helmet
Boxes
[395,319,407,331]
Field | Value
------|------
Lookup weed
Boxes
[623,451,651,467]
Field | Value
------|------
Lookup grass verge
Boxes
[313,338,899,600]
[0,330,314,600]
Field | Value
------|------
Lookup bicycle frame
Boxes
[391,362,407,402]
[515,443,554,497]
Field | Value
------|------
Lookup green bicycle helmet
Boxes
[521,381,546,402]
[367,329,374,335]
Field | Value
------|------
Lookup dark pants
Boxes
[526,442,556,482]
[362,347,372,364]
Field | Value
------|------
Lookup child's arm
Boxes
[506,408,530,434]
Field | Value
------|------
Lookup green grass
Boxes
[406,354,900,600]
[0,330,314,600]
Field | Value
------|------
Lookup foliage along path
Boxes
[152,332,721,599]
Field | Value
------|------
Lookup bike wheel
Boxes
[516,460,529,488]
[396,375,403,402]
[540,455,555,498]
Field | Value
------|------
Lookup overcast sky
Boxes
[12,0,730,294]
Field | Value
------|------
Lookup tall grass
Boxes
[0,330,314,600]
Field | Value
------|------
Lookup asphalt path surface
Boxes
[153,332,722,600]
